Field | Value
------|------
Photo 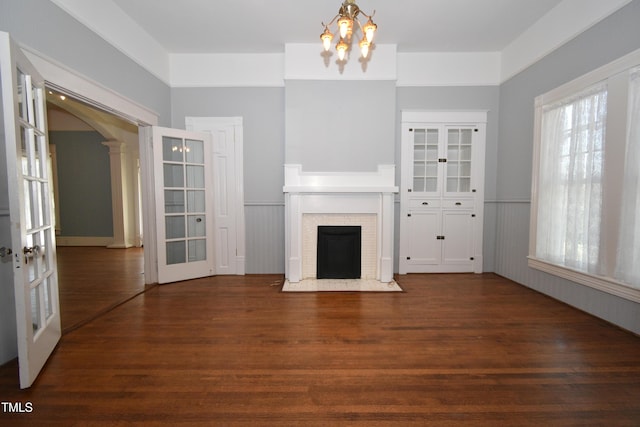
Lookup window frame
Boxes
[529,48,640,303]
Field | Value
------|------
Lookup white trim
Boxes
[49,0,170,84]
[400,110,488,124]
[285,44,397,81]
[55,236,115,247]
[501,0,632,82]
[283,164,398,193]
[528,258,640,303]
[20,46,159,126]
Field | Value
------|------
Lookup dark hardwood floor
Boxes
[1,269,639,425]
[56,246,147,333]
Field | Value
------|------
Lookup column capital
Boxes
[101,139,124,152]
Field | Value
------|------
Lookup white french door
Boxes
[152,127,215,284]
[0,32,61,389]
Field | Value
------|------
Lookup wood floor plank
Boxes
[1,272,639,425]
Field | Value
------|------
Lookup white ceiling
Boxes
[109,0,563,54]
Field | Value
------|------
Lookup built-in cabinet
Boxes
[399,111,487,274]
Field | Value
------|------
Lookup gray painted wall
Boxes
[171,87,285,273]
[50,131,113,238]
[0,0,171,126]
[496,0,640,334]
[285,80,396,172]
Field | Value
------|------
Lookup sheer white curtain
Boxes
[615,68,640,288]
[536,83,607,273]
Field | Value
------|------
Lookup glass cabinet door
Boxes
[412,127,440,193]
[445,127,474,193]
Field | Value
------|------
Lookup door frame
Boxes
[19,44,246,284]
[20,45,163,283]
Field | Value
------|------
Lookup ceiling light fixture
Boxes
[320,0,377,61]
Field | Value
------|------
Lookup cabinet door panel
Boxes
[445,126,474,195]
[442,211,473,265]
[410,127,441,194]
[407,211,441,265]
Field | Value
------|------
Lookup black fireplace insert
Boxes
[316,226,361,279]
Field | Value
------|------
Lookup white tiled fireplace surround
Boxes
[283,164,398,283]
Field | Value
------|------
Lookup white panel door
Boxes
[153,127,215,284]
[186,117,245,275]
[0,32,61,388]
[442,210,474,265]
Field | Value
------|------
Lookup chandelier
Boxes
[320,0,377,61]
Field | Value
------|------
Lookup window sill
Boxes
[528,257,640,303]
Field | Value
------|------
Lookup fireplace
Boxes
[317,226,362,279]
[283,164,398,283]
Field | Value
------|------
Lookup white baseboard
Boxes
[56,236,113,247]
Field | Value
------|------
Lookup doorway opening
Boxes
[45,87,147,333]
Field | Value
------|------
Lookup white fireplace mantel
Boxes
[283,164,398,283]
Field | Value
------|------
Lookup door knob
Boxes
[23,245,40,255]
[0,247,12,258]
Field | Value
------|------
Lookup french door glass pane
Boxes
[165,190,185,213]
[188,240,206,262]
[163,164,184,187]
[17,69,26,120]
[188,215,205,237]
[185,139,204,163]
[186,165,204,188]
[163,136,184,162]
[187,190,205,212]
[20,127,28,174]
[165,216,185,239]
[44,278,53,321]
[31,287,41,333]
[166,241,186,265]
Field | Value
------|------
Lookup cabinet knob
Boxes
[455,202,462,206]
[422,202,429,205]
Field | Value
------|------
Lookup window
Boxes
[536,83,607,274]
[530,50,640,302]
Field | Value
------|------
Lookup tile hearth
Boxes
[282,278,402,292]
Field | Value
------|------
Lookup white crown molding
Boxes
[284,43,397,81]
[49,0,170,84]
[170,53,285,88]
[501,0,633,83]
